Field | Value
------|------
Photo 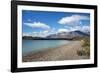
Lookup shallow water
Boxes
[22,40,71,55]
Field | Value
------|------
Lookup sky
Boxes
[22,10,90,37]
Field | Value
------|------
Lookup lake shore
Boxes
[22,41,89,62]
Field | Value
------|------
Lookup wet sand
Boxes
[22,41,89,62]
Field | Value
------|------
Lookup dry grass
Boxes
[77,37,90,57]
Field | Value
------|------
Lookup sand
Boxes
[22,41,89,62]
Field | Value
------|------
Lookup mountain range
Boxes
[23,30,90,40]
[47,30,89,39]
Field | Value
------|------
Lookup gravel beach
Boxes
[22,41,89,62]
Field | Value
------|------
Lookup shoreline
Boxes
[23,40,72,56]
[22,41,89,62]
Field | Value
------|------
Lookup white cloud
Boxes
[43,30,49,33]
[23,25,90,38]
[58,15,89,25]
[69,27,78,31]
[23,33,29,36]
[24,22,50,29]
[23,30,50,37]
[81,26,90,32]
[58,28,69,33]
[69,26,90,32]
[23,32,32,36]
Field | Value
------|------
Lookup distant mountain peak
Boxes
[23,30,90,40]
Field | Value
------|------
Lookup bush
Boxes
[77,37,90,57]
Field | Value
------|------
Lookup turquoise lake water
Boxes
[22,40,71,55]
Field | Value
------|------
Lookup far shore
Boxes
[22,41,89,62]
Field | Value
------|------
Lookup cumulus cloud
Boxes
[69,26,90,32]
[24,22,50,29]
[23,30,51,37]
[81,26,90,32]
[23,25,90,38]
[58,15,89,25]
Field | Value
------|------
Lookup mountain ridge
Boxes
[23,30,90,40]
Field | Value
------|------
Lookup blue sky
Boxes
[22,10,90,37]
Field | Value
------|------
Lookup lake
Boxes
[22,40,71,55]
